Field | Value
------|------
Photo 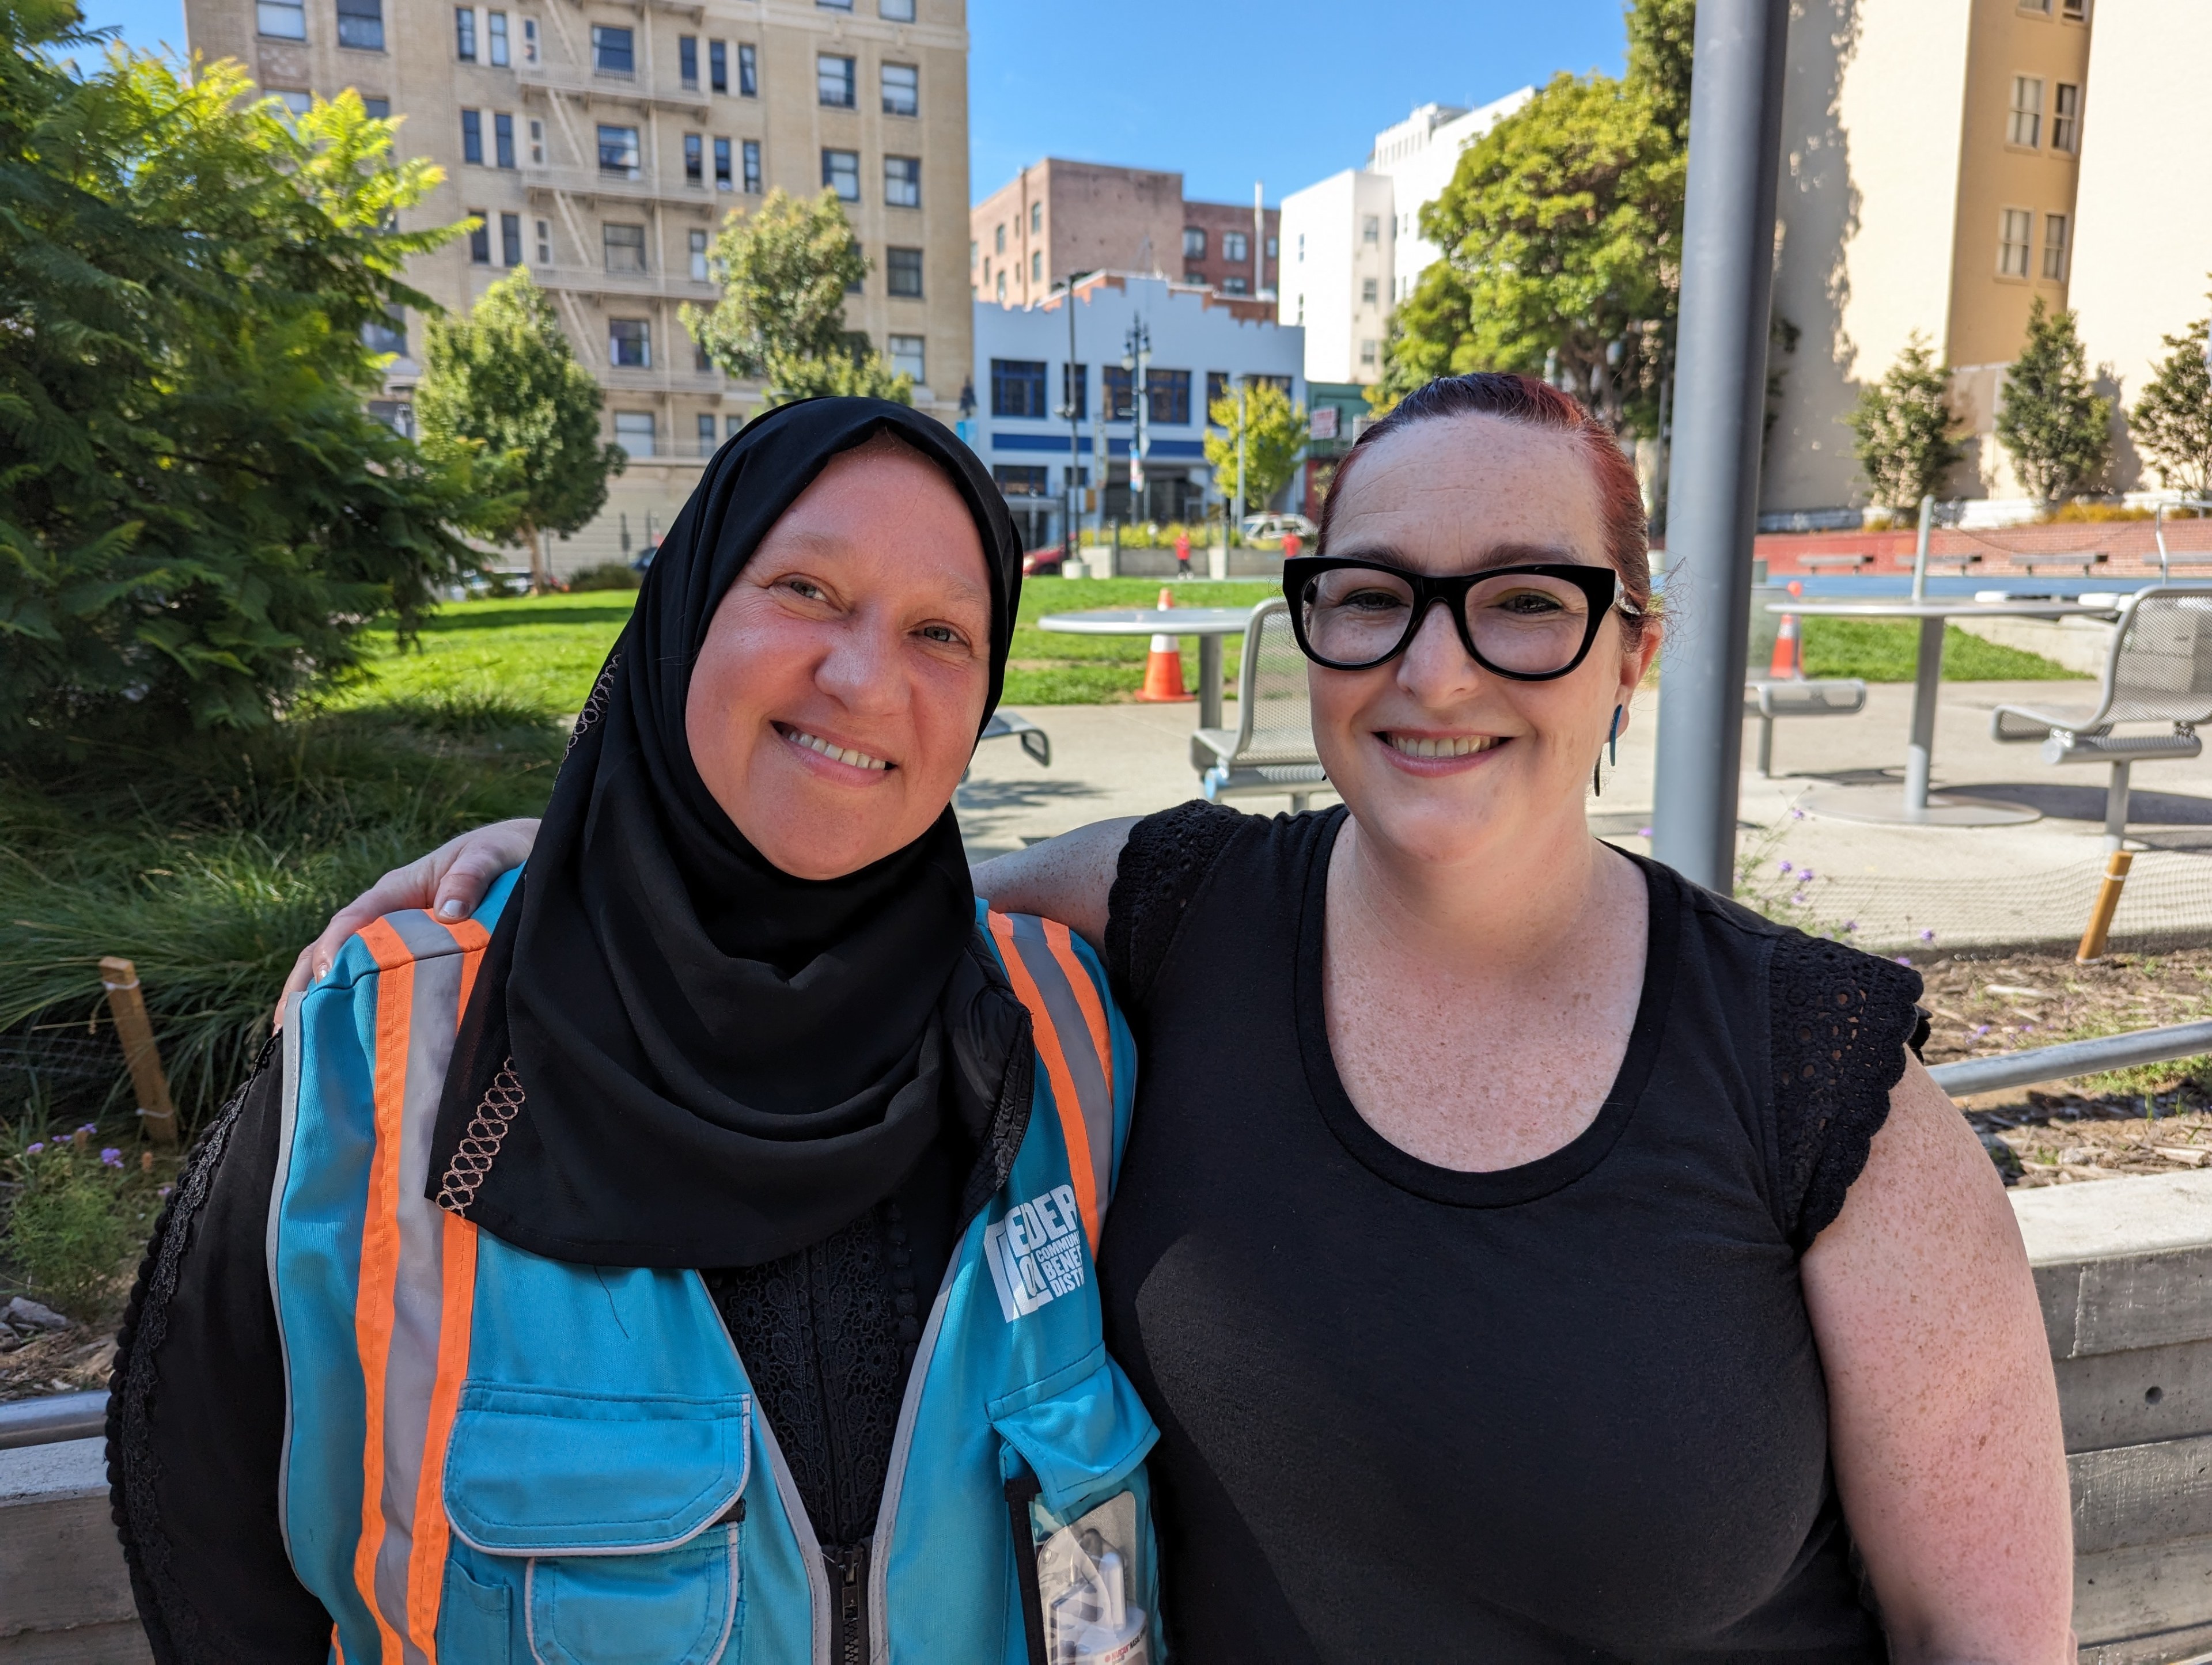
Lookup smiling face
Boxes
[683,437,993,881]
[1308,412,1661,870]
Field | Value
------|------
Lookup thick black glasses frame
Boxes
[1282,556,1635,681]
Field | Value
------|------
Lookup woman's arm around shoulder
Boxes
[971,818,1137,950]
[1802,1056,2074,1664]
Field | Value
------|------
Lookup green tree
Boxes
[1997,298,2113,503]
[680,189,911,404]
[1842,335,1963,515]
[416,269,625,583]
[2130,303,2212,495]
[0,2,485,741]
[1204,382,1306,515]
[1374,0,1688,433]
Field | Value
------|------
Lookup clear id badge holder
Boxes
[1010,1477,1152,1665]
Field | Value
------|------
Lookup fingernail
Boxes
[314,958,329,980]
[439,899,464,919]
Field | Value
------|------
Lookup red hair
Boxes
[1317,374,1652,640]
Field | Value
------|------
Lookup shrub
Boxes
[2130,302,2212,496]
[566,562,641,593]
[2,1122,131,1320]
[1997,299,2113,503]
[1843,335,1962,515]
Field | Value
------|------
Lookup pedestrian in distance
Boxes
[1174,528,1191,577]
[109,401,1162,1665]
[293,373,2075,1663]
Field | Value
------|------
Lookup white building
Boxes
[965,272,1306,548]
[1279,91,1532,386]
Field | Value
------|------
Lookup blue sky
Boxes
[73,0,1629,204]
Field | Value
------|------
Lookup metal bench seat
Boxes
[1190,598,1331,811]
[1744,677,1868,776]
[1991,585,2212,848]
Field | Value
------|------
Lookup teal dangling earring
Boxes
[1593,704,1623,797]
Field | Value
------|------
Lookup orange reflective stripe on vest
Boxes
[986,911,1116,1251]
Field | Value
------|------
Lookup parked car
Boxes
[1240,513,1317,545]
[1021,545,1067,577]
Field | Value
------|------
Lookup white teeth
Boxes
[1386,733,1498,759]
[786,727,889,770]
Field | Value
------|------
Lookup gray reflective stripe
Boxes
[1006,914,1115,1216]
[753,1397,833,1664]
[866,1260,957,1663]
[270,995,304,1571]
[373,910,472,1665]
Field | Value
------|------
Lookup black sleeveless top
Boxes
[1097,803,1923,1664]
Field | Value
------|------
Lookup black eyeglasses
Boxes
[1282,556,1639,680]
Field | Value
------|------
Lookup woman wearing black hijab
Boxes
[109,400,1161,1665]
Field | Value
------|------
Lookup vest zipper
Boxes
[1004,1465,1049,1665]
[826,1542,869,1665]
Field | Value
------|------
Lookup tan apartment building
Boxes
[183,0,974,572]
[970,160,1278,311]
[1763,0,2093,515]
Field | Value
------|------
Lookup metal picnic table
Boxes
[1036,606,1259,730]
[1769,594,2125,825]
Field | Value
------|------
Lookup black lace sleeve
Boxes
[108,1037,331,1664]
[1103,799,1252,1014]
[1770,934,1929,1250]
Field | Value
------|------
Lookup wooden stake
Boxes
[99,957,177,1148]
[2077,851,2134,964]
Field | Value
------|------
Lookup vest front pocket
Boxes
[526,1523,741,1665]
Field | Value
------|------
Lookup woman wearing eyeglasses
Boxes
[291,374,2073,1662]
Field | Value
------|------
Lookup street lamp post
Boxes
[1232,374,1247,541]
[1121,317,1150,528]
[1056,271,1090,567]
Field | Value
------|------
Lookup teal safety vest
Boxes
[268,870,1159,1664]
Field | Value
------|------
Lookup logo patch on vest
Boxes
[984,1185,1086,1321]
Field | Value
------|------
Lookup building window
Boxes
[521,16,535,60]
[1183,269,1205,285]
[2052,82,2080,152]
[535,218,551,263]
[685,132,703,184]
[363,96,389,119]
[2020,0,2050,11]
[467,213,490,264]
[1266,236,1277,259]
[257,0,306,39]
[994,223,1006,255]
[598,124,640,177]
[679,35,698,87]
[823,149,859,200]
[592,24,633,75]
[487,10,506,63]
[364,307,407,355]
[609,321,651,369]
[460,108,483,164]
[994,465,1048,498]
[698,413,718,453]
[714,136,732,190]
[738,43,756,96]
[709,39,726,93]
[1359,339,1379,369]
[369,398,414,436]
[1063,363,1088,419]
[880,0,914,17]
[2061,0,2086,17]
[1029,201,1041,234]
[2043,212,2070,280]
[1223,230,1248,264]
[1146,369,1191,426]
[888,333,925,381]
[494,111,514,168]
[887,245,924,297]
[847,255,863,295]
[995,271,1006,303]
[882,62,918,115]
[695,339,713,372]
[742,139,761,194]
[2009,75,2043,147]
[727,414,745,439]
[528,118,543,165]
[1102,365,1134,420]
[992,359,1048,418]
[454,6,474,59]
[1361,215,1380,245]
[604,222,647,274]
[335,0,382,48]
[884,155,920,208]
[817,0,851,8]
[1222,276,1248,295]
[690,227,710,280]
[272,89,312,114]
[1182,227,1205,259]
[613,411,654,454]
[1029,250,1041,283]
[818,54,855,107]
[1998,207,2033,277]
[1361,277,1378,305]
[500,211,521,266]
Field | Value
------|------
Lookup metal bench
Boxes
[1799,552,1874,572]
[1744,583,1869,776]
[2017,551,2108,577]
[1991,585,2212,849]
[1190,598,1331,810]
[1902,551,1983,574]
[979,710,1051,767]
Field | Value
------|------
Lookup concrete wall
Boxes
[970,160,1182,309]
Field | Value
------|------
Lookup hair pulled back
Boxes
[1316,373,1653,640]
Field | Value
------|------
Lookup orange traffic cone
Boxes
[1135,586,1194,703]
[1770,583,1805,680]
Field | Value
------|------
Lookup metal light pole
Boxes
[1233,376,1247,538]
[1122,317,1150,524]
[1058,271,1090,566]
[1649,0,1792,892]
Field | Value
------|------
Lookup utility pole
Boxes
[1122,316,1150,525]
[1232,373,1247,540]
[1058,271,1090,567]
[1649,0,1791,893]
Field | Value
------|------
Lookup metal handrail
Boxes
[0,1389,106,1452]
[2154,498,2212,583]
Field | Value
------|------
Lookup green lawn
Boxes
[1800,619,2077,682]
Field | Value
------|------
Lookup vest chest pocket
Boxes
[442,1385,751,1665]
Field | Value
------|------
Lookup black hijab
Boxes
[430,399,1025,1269]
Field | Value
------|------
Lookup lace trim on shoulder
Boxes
[1104,799,1249,1009]
[108,1032,274,1664]
[1770,934,1926,1249]
[435,1057,524,1215]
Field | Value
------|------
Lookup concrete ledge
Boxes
[0,1439,146,1663]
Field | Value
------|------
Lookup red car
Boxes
[1021,545,1068,577]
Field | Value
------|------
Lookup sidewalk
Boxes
[964,676,2212,954]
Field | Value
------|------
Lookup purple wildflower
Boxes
[156,1184,172,1199]
[1840,921,1857,933]
[1636,826,1653,837]
[1974,1023,1991,1036]
[1791,807,1806,820]
[1798,868,1816,883]
[1918,928,1936,943]
[1778,860,1794,875]
[77,1122,97,1135]
[100,1147,123,1168]
[24,1142,43,1155]
[1894,955,1913,965]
